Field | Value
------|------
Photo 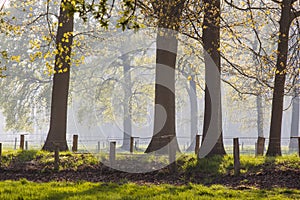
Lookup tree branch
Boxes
[224,0,278,11]
[293,10,300,19]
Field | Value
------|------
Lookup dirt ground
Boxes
[0,159,299,190]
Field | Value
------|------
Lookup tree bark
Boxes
[257,95,264,138]
[201,0,226,157]
[186,76,198,151]
[43,1,74,151]
[289,88,299,152]
[121,56,132,151]
[266,0,292,156]
[145,0,185,153]
[145,30,179,153]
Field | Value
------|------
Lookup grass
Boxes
[178,153,300,174]
[0,151,300,199]
[0,150,99,170]
[0,180,299,200]
[1,149,300,173]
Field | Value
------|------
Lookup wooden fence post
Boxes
[130,137,134,153]
[72,135,78,152]
[233,138,240,176]
[97,141,101,153]
[256,137,265,156]
[0,143,2,157]
[298,138,300,157]
[195,135,200,155]
[241,142,244,151]
[14,138,17,150]
[20,135,24,150]
[110,141,116,166]
[0,143,2,165]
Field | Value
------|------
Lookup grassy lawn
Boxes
[2,149,300,173]
[1,150,300,199]
[0,180,299,200]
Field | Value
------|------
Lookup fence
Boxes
[0,133,299,156]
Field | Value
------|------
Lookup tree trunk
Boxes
[145,29,179,153]
[252,13,265,140]
[145,0,185,153]
[266,0,292,156]
[257,94,264,138]
[43,1,74,151]
[289,88,299,152]
[121,56,132,151]
[186,76,198,151]
[200,0,226,157]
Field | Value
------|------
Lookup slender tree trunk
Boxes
[121,56,132,151]
[252,4,264,140]
[289,88,299,152]
[43,1,74,151]
[201,0,226,157]
[186,76,198,151]
[145,0,185,153]
[257,94,264,138]
[266,0,292,156]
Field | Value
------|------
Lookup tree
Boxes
[145,0,186,153]
[121,54,133,150]
[266,0,299,156]
[200,0,226,157]
[185,74,199,151]
[221,0,299,155]
[42,0,74,151]
[289,85,300,152]
[0,0,53,134]
[41,0,143,151]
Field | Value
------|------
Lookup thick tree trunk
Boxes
[266,0,291,156]
[200,0,226,157]
[43,1,74,151]
[145,29,179,153]
[145,0,185,153]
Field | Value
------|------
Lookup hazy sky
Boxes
[0,0,8,8]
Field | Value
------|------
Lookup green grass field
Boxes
[1,150,300,199]
[0,180,299,200]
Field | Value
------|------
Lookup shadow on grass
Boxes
[42,182,209,200]
[34,181,300,200]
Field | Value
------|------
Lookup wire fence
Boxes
[0,133,298,156]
